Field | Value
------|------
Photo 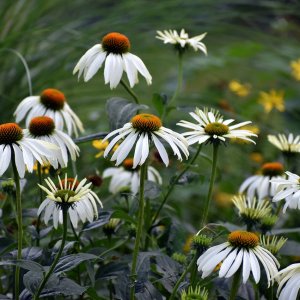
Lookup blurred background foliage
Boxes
[1,0,300,226]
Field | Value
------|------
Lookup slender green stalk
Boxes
[229,267,241,300]
[151,144,202,227]
[200,143,219,227]
[169,254,197,300]
[12,154,22,300]
[34,207,68,300]
[120,79,140,104]
[36,163,43,247]
[129,163,147,300]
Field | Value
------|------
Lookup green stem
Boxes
[229,267,241,300]
[169,254,197,300]
[120,79,140,104]
[36,163,43,247]
[34,208,68,300]
[129,163,147,300]
[12,153,22,300]
[200,143,219,227]
[151,144,202,227]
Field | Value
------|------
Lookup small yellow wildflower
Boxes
[32,162,51,175]
[258,90,285,113]
[92,139,118,158]
[214,191,234,208]
[250,152,264,164]
[290,59,300,81]
[228,80,251,97]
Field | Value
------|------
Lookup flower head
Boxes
[92,139,118,158]
[177,107,257,145]
[258,89,285,113]
[181,285,208,300]
[232,195,272,226]
[260,235,287,255]
[14,88,84,137]
[0,123,57,178]
[73,32,152,89]
[228,80,251,97]
[156,29,207,55]
[275,263,300,300]
[24,116,80,168]
[271,171,300,212]
[103,113,189,167]
[103,158,162,194]
[197,230,279,285]
[239,162,285,200]
[290,59,300,81]
[38,174,102,228]
[268,133,300,153]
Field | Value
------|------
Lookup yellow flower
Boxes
[290,59,300,81]
[250,152,264,164]
[214,191,234,208]
[258,90,285,113]
[92,139,118,158]
[32,162,51,175]
[228,80,251,97]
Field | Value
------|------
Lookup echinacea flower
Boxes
[177,107,257,145]
[228,80,251,97]
[103,113,189,167]
[73,32,152,89]
[38,174,102,229]
[239,162,285,200]
[181,285,208,300]
[24,116,79,168]
[156,29,207,55]
[290,59,300,81]
[260,235,287,255]
[103,158,162,194]
[92,139,118,158]
[232,195,271,225]
[197,230,279,285]
[271,171,300,212]
[268,133,300,153]
[0,123,57,178]
[258,90,285,113]
[14,88,84,137]
[275,263,300,300]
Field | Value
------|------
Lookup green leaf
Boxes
[152,93,167,116]
[54,253,99,274]
[106,97,148,130]
[111,210,136,224]
[171,171,199,185]
[82,211,112,231]
[0,259,44,272]
[144,180,161,199]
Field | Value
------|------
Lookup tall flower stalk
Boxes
[12,155,22,300]
[130,163,147,300]
[34,207,68,299]
[200,143,219,227]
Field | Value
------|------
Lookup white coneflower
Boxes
[73,32,152,89]
[156,29,207,55]
[275,263,300,300]
[197,231,279,285]
[271,171,300,212]
[239,162,285,200]
[103,113,189,167]
[0,123,57,178]
[14,88,84,137]
[232,195,271,225]
[38,175,103,228]
[177,107,257,145]
[103,158,162,194]
[268,133,300,153]
[24,116,79,168]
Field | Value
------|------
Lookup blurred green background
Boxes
[1,0,300,225]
